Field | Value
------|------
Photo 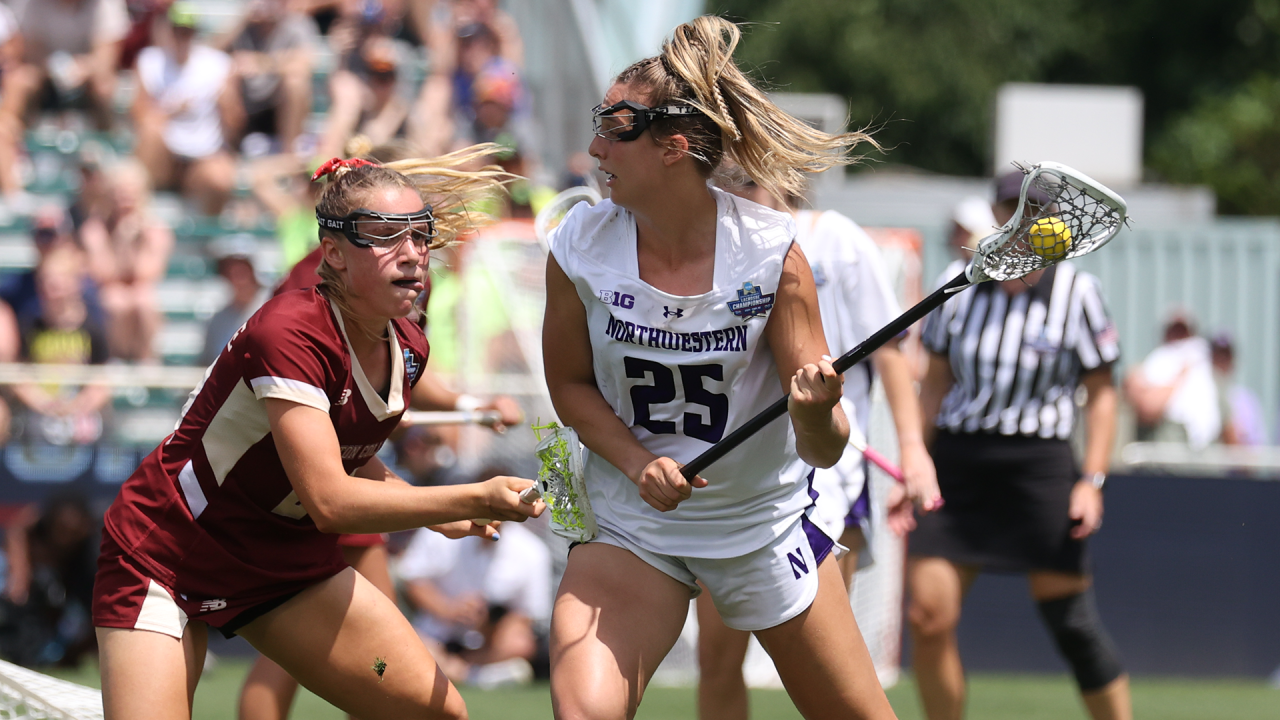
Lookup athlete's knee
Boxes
[551,680,630,720]
[907,593,960,640]
[1036,589,1125,692]
[697,637,746,684]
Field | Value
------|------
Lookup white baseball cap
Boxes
[952,196,997,237]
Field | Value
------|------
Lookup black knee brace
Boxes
[1036,589,1125,692]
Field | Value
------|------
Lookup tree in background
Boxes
[713,0,1280,215]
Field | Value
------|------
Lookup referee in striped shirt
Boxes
[906,172,1132,720]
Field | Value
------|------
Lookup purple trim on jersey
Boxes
[805,468,818,502]
[801,513,835,566]
[844,465,873,529]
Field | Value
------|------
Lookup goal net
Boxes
[0,658,103,720]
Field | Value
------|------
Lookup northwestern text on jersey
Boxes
[604,314,749,353]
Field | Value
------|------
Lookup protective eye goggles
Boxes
[316,207,437,250]
[591,100,705,141]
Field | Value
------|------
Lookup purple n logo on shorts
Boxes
[787,548,809,579]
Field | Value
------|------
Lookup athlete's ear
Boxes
[319,233,348,271]
[660,133,691,166]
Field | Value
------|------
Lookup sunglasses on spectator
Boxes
[316,207,437,250]
[591,100,704,142]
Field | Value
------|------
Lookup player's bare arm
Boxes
[1071,365,1116,539]
[409,367,524,430]
[543,254,704,512]
[874,338,942,511]
[918,351,955,448]
[765,242,849,469]
[266,397,542,533]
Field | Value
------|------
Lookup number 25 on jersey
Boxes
[625,356,727,444]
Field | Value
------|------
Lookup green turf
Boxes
[48,660,1280,719]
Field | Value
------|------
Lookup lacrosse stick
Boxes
[471,423,593,537]
[682,161,1127,479]
[848,424,904,484]
[401,410,503,426]
[534,186,602,252]
[523,421,597,542]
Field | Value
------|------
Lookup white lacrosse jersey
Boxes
[548,188,813,559]
[795,210,901,507]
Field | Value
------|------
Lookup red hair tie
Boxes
[311,157,379,182]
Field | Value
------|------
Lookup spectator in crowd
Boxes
[1124,312,1221,448]
[1209,333,1266,446]
[7,0,129,130]
[249,153,325,269]
[118,0,172,71]
[456,61,536,162]
[0,207,106,340]
[79,158,173,362]
[10,243,111,446]
[947,195,997,261]
[0,3,27,199]
[199,235,269,366]
[67,144,116,226]
[0,299,15,444]
[132,2,239,215]
[559,151,600,196]
[393,424,468,487]
[318,34,415,159]
[398,470,551,688]
[414,1,525,157]
[0,493,98,667]
[218,0,319,156]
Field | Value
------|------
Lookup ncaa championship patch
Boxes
[727,281,775,320]
[403,348,423,383]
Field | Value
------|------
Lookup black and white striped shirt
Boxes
[921,261,1120,440]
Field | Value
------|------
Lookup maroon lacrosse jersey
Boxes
[102,287,430,615]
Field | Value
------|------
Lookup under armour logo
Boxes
[663,306,684,318]
[334,389,352,406]
[200,599,228,612]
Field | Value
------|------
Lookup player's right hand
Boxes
[636,456,707,512]
[477,475,546,522]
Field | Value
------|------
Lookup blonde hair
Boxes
[616,15,878,204]
[313,142,515,333]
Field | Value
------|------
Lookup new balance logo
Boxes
[334,389,351,406]
[201,599,228,612]
[787,548,809,579]
[663,306,684,318]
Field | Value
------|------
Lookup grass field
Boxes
[48,659,1279,719]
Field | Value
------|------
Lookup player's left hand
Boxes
[431,519,501,540]
[1068,480,1104,539]
[901,442,943,513]
[788,355,843,419]
[885,482,918,537]
[480,395,525,434]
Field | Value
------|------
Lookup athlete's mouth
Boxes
[392,278,423,291]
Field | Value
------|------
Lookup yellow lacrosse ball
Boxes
[1028,217,1073,260]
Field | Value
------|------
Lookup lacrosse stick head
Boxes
[532,422,598,543]
[967,162,1128,284]
[534,186,602,252]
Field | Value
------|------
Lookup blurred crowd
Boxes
[0,0,581,448]
[0,0,566,678]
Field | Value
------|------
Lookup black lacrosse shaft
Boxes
[680,270,971,479]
